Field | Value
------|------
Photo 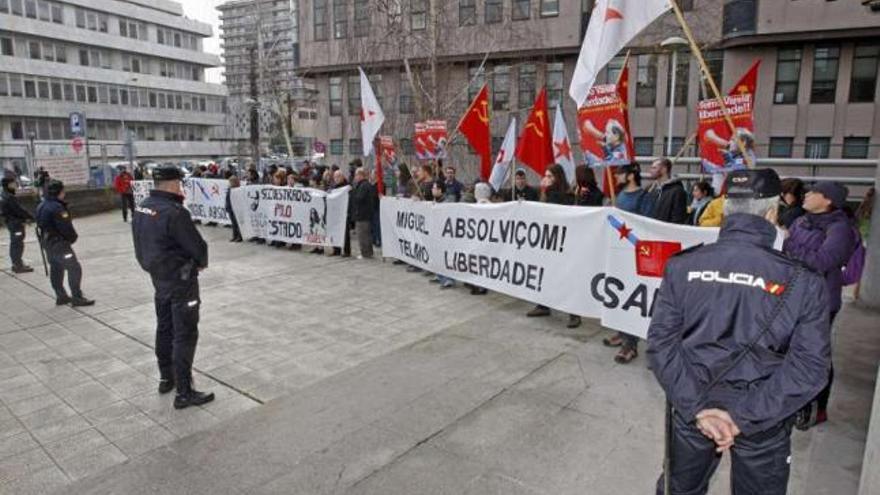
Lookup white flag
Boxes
[552,103,576,185]
[359,67,385,157]
[488,118,517,193]
[569,0,671,108]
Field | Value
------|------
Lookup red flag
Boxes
[374,137,384,195]
[635,240,682,278]
[457,84,492,179]
[615,60,635,160]
[729,60,760,97]
[516,88,553,177]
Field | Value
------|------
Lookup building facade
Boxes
[285,0,880,182]
[0,0,228,177]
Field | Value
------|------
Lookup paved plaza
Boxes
[0,212,877,494]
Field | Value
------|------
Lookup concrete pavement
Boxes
[0,212,877,494]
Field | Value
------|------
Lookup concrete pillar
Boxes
[857,160,880,309]
[858,367,880,495]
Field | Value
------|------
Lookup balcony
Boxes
[722,0,757,38]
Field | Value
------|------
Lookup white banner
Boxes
[183,178,230,225]
[380,198,721,338]
[230,185,350,248]
[35,154,89,185]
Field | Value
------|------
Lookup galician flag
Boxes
[359,67,385,157]
[552,103,575,185]
[569,0,671,108]
[489,118,517,193]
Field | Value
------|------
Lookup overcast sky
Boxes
[179,0,224,83]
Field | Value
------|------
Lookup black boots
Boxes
[174,389,215,410]
[12,265,34,273]
[70,296,95,307]
[158,378,175,394]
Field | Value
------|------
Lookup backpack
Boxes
[842,226,866,286]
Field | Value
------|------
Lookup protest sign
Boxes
[35,154,89,185]
[230,185,350,247]
[414,120,448,160]
[132,180,153,207]
[698,93,755,174]
[381,198,720,338]
[577,84,632,168]
[183,178,231,225]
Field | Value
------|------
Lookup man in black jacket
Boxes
[647,158,688,224]
[331,170,351,257]
[351,167,377,259]
[132,166,213,409]
[1,178,35,273]
[36,180,95,306]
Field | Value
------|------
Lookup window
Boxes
[330,139,343,155]
[805,137,830,159]
[37,0,48,21]
[36,80,48,98]
[399,74,413,113]
[55,44,65,63]
[459,0,476,25]
[314,0,328,40]
[89,49,100,68]
[518,64,536,109]
[602,55,625,84]
[666,51,690,106]
[50,3,61,23]
[468,64,485,102]
[157,29,165,44]
[492,65,510,111]
[546,62,564,106]
[11,121,24,140]
[349,139,362,154]
[24,79,36,98]
[119,19,127,37]
[9,74,22,96]
[11,0,22,16]
[63,82,73,101]
[811,44,839,104]
[333,0,347,38]
[98,85,108,103]
[76,8,85,28]
[348,75,360,115]
[1,37,12,56]
[636,54,657,107]
[774,48,801,104]
[703,50,724,98]
[842,137,870,159]
[0,0,8,13]
[512,0,529,20]
[540,0,559,17]
[634,137,653,156]
[329,77,342,116]
[0,74,7,96]
[850,44,879,103]
[86,11,97,31]
[120,88,128,105]
[662,137,685,156]
[98,14,108,33]
[768,137,793,158]
[157,92,165,108]
[40,42,52,61]
[50,81,61,100]
[354,0,369,37]
[411,0,426,30]
[485,0,502,23]
[24,0,34,18]
[131,58,141,73]
[28,41,40,60]
[87,85,97,103]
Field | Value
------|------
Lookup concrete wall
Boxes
[758,0,880,35]
[0,188,119,229]
[858,365,880,495]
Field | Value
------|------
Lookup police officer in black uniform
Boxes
[647,169,831,494]
[36,180,95,306]
[1,177,35,273]
[132,166,214,409]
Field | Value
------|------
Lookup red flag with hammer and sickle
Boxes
[457,84,492,179]
[515,88,554,177]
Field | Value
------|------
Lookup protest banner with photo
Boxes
[380,135,396,164]
[697,93,755,174]
[381,198,720,338]
[414,120,448,160]
[132,180,154,207]
[577,83,632,168]
[183,178,231,225]
[230,185,350,247]
[35,154,89,185]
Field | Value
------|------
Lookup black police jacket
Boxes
[36,197,77,245]
[1,189,34,228]
[647,213,831,436]
[132,189,207,281]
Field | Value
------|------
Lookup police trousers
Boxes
[6,223,25,268]
[152,276,200,394]
[657,412,793,495]
[46,241,82,298]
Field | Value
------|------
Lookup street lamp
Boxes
[661,36,688,157]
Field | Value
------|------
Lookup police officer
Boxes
[1,177,35,273]
[647,169,831,495]
[36,180,95,306]
[132,166,214,409]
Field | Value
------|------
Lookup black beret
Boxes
[152,166,184,181]
[725,169,781,199]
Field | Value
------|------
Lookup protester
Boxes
[395,164,417,198]
[646,158,688,224]
[351,167,377,259]
[416,164,434,200]
[509,169,539,201]
[602,162,650,363]
[33,167,50,198]
[267,170,288,247]
[332,170,351,257]
[428,180,457,288]
[698,194,725,227]
[783,181,859,429]
[443,165,464,202]
[528,164,581,328]
[778,178,806,229]
[369,168,382,248]
[245,167,259,185]
[113,166,135,223]
[573,165,604,206]
[855,187,874,241]
[191,166,203,179]
[466,182,492,295]
[1,177,35,273]
[648,169,830,495]
[688,181,714,226]
[226,176,242,243]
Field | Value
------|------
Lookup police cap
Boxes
[152,166,184,182]
[724,169,781,199]
[46,179,64,197]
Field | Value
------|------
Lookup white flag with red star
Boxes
[569,0,670,108]
[359,67,385,157]
[489,118,517,193]
[552,103,575,185]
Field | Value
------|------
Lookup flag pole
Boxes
[605,166,617,207]
[668,1,754,169]
[510,116,516,202]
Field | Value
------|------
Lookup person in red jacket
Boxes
[113,166,135,222]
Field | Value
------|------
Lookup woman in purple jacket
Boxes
[783,181,858,428]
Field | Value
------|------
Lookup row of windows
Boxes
[0,73,224,113]
[0,0,62,23]
[774,44,879,104]
[9,118,208,142]
[312,0,560,41]
[0,32,204,82]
